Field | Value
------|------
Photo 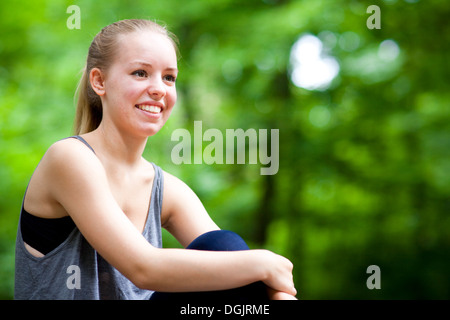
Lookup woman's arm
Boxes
[161,170,297,297]
[161,171,220,247]
[42,139,296,295]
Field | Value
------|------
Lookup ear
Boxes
[89,67,106,96]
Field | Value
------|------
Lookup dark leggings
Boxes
[150,230,269,302]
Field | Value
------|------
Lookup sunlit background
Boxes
[1,0,449,299]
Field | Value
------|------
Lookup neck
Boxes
[87,122,148,169]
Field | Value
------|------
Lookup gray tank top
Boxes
[14,139,163,300]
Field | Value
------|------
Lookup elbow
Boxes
[130,272,150,291]
[126,251,162,291]
[128,264,157,291]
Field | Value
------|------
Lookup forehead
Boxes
[114,30,177,68]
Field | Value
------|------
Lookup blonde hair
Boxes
[73,19,179,135]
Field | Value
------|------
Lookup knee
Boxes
[187,230,249,251]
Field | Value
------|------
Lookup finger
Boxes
[267,288,298,300]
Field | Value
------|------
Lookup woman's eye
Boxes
[163,75,176,83]
[132,70,147,78]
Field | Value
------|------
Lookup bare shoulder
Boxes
[25,137,105,218]
[52,136,106,177]
[44,137,99,165]
[162,170,190,191]
[40,137,104,180]
[162,170,200,208]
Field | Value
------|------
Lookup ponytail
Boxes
[73,66,102,135]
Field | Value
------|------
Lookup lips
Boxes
[135,102,163,114]
[136,104,161,113]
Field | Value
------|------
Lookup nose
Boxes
[147,76,166,100]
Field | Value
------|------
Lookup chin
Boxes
[139,125,164,138]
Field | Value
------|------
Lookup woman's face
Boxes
[99,30,178,138]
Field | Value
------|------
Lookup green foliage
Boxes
[1,0,449,299]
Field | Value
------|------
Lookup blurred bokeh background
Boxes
[1,0,449,299]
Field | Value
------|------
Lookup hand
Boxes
[256,250,297,297]
[267,288,298,300]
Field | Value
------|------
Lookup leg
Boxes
[150,230,269,302]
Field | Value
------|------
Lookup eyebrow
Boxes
[130,61,178,72]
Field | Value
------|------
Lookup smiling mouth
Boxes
[135,104,162,114]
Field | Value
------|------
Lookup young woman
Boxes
[14,19,297,300]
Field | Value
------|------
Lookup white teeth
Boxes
[137,104,162,113]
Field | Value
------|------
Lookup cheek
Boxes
[106,77,141,103]
[123,82,146,102]
[167,87,177,107]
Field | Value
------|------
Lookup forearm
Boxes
[135,248,268,292]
